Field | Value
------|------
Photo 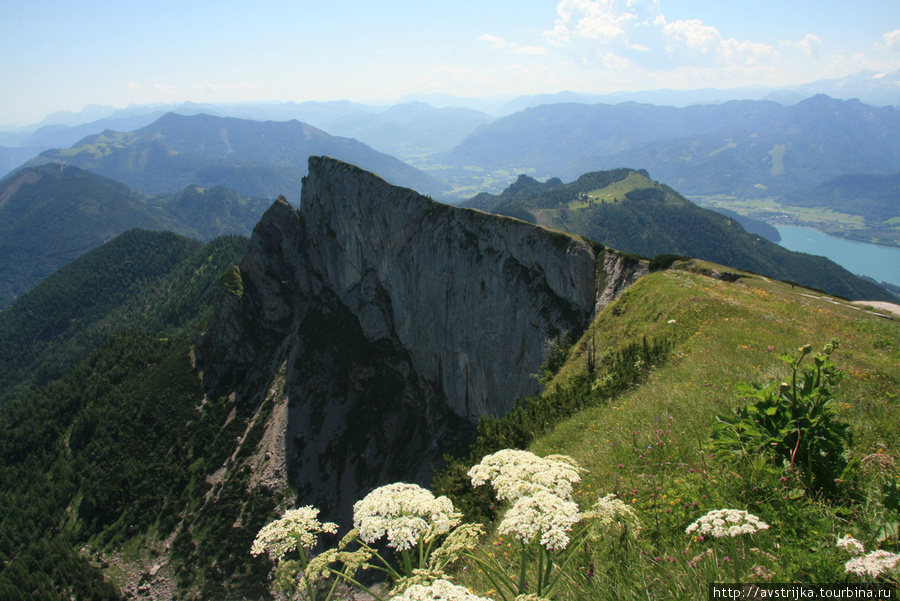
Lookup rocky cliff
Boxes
[197,156,646,523]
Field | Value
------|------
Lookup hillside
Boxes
[0,229,248,405]
[437,262,900,600]
[0,163,268,309]
[777,171,900,247]
[465,169,896,302]
[442,95,900,199]
[0,164,176,308]
[30,112,450,200]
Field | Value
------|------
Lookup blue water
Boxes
[774,226,900,288]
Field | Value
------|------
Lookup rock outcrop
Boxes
[197,156,646,524]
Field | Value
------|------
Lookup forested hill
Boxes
[465,169,896,302]
[0,229,248,406]
[0,163,268,309]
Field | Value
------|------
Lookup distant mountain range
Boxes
[0,163,269,309]
[26,112,450,199]
[324,101,492,159]
[444,95,900,198]
[465,168,895,302]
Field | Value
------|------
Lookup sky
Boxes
[1,0,899,125]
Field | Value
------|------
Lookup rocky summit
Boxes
[197,156,646,524]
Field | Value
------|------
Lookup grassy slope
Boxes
[451,263,900,599]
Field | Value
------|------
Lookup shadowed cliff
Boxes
[197,156,646,524]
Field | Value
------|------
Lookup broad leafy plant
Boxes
[710,342,852,498]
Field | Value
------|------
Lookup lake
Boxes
[774,226,900,288]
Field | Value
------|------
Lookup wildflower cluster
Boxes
[837,536,900,580]
[836,535,866,556]
[388,578,492,601]
[498,489,581,552]
[584,493,641,540]
[250,506,338,561]
[467,449,583,502]
[353,483,462,551]
[845,550,900,579]
[469,450,584,552]
[685,509,769,539]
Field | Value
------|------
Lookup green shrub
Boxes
[709,342,853,499]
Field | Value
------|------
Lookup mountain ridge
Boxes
[464,168,896,303]
[29,112,450,200]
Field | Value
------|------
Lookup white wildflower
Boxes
[685,509,769,539]
[499,489,582,552]
[388,578,492,601]
[250,506,338,561]
[353,483,461,552]
[845,549,900,579]
[837,535,866,556]
[467,449,582,502]
[584,493,642,539]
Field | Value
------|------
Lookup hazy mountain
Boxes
[29,112,450,200]
[778,171,900,223]
[324,101,492,159]
[444,95,900,198]
[499,68,900,113]
[0,163,269,308]
[464,169,895,302]
[0,145,47,179]
[777,171,900,247]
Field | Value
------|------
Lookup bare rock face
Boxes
[197,156,645,524]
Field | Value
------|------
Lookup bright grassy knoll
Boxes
[450,264,900,599]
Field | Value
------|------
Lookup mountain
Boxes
[443,96,900,198]
[777,171,900,247]
[0,230,248,405]
[29,112,450,200]
[323,101,492,159]
[0,156,646,599]
[1,157,897,599]
[464,169,895,302]
[499,69,900,113]
[0,145,47,178]
[197,156,647,527]
[0,163,269,309]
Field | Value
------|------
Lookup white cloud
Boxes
[885,30,900,51]
[544,1,778,72]
[127,82,142,89]
[481,33,548,55]
[546,0,637,45]
[783,33,822,58]
[659,18,720,52]
[479,34,509,50]
[512,45,549,55]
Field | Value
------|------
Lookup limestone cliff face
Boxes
[197,156,645,523]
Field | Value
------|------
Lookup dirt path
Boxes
[851,300,900,318]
